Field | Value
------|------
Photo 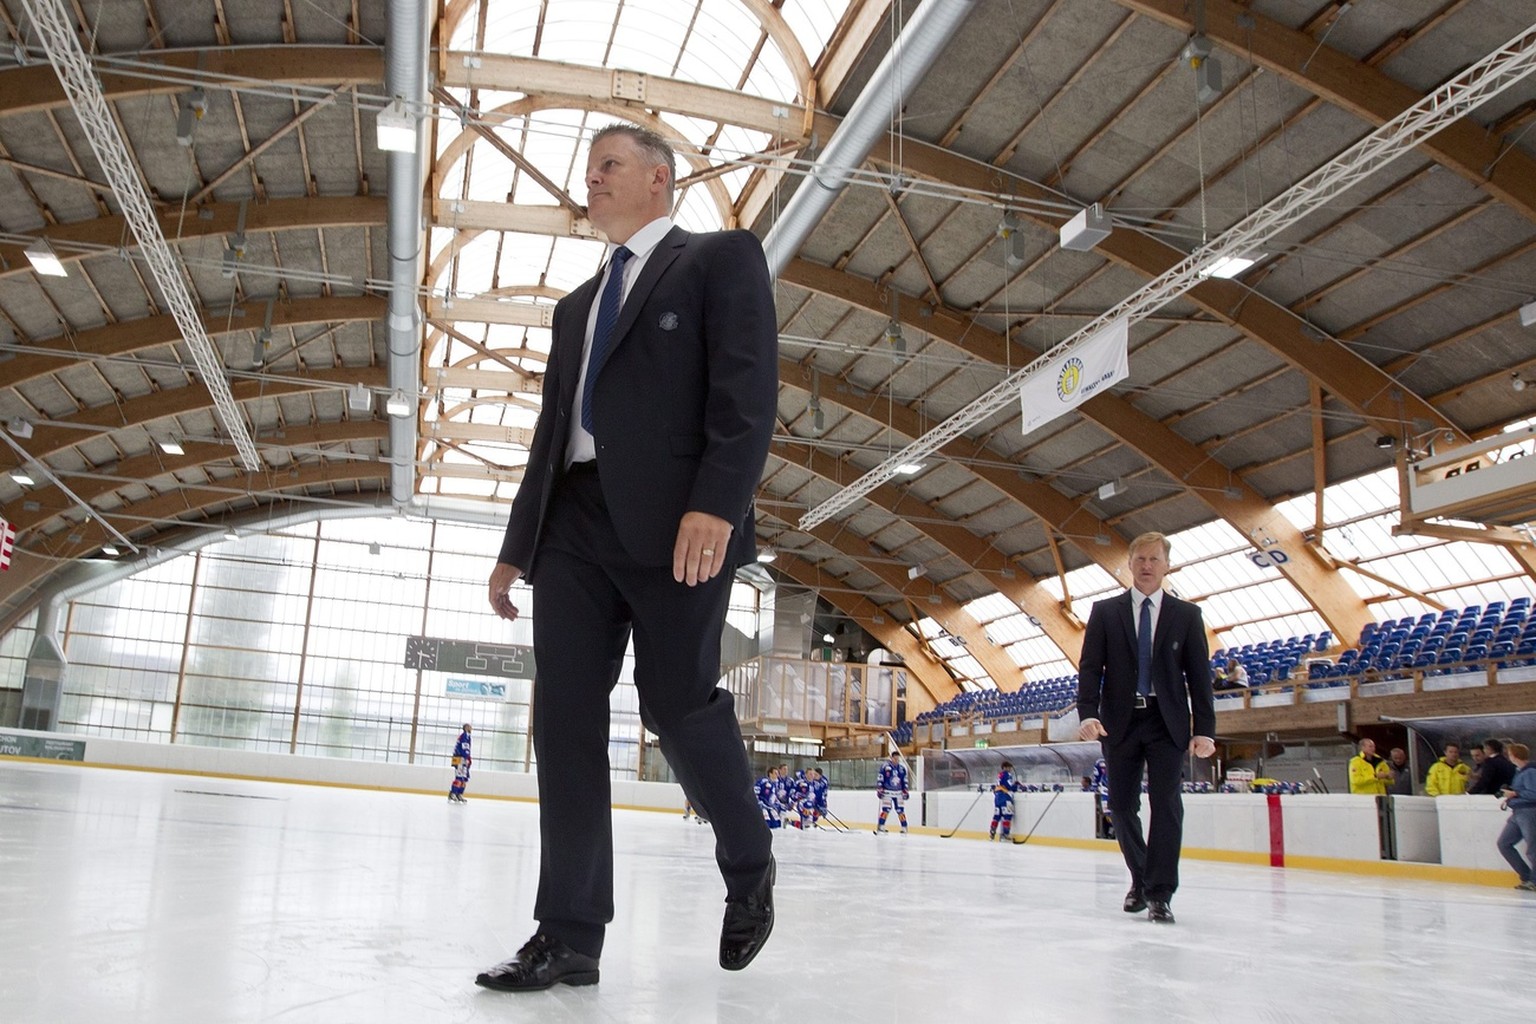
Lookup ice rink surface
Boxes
[1,762,1528,1023]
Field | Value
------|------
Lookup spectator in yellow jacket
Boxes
[1348,738,1393,795]
[1426,743,1471,796]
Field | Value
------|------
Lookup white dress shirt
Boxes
[565,215,675,467]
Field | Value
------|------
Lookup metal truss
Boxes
[800,20,1536,531]
[22,0,261,472]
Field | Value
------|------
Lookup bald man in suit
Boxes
[1076,532,1216,924]
[478,123,778,991]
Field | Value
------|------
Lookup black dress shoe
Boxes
[1147,900,1175,924]
[475,933,600,991]
[1122,888,1147,914]
[720,856,775,971]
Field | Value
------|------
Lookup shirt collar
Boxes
[610,216,673,263]
[1131,588,1162,612]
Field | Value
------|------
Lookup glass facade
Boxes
[7,517,761,781]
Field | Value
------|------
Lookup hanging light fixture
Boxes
[385,389,413,417]
[347,383,372,412]
[375,96,417,153]
[1199,253,1264,279]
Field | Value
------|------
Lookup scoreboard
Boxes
[403,635,537,680]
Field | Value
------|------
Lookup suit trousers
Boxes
[529,464,772,956]
[1103,705,1186,901]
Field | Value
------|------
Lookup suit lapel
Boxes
[1115,591,1137,661]
[556,275,602,409]
[602,226,687,366]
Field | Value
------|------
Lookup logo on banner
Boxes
[1057,358,1084,401]
[1019,317,1129,436]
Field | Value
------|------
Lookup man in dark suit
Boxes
[477,123,779,991]
[1076,532,1216,924]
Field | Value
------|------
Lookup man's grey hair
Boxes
[1127,531,1172,560]
[591,122,676,198]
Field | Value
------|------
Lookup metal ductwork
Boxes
[761,0,978,278]
[385,0,431,505]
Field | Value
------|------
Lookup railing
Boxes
[720,655,906,741]
[1214,653,1536,710]
[845,655,1536,754]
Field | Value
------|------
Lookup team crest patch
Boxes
[1056,357,1083,401]
[659,312,679,331]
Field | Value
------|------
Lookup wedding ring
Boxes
[701,548,715,556]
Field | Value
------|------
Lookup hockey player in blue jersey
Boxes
[801,767,830,829]
[990,760,1024,840]
[773,763,793,815]
[756,766,784,828]
[449,723,472,804]
[1092,757,1113,839]
[875,750,909,834]
[785,769,809,829]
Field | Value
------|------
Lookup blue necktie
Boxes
[580,245,634,434]
[1137,596,1154,697]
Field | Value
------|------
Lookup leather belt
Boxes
[1132,694,1156,710]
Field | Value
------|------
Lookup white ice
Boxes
[0,762,1527,1023]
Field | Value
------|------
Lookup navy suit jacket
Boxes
[1075,590,1216,747]
[498,226,778,577]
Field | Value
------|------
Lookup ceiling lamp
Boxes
[375,97,417,153]
[158,439,185,455]
[1182,34,1223,104]
[1059,203,1111,252]
[251,299,274,367]
[895,463,925,475]
[347,383,372,413]
[175,88,207,147]
[1199,253,1264,279]
[1520,300,1536,328]
[25,238,67,277]
[756,547,777,564]
[10,468,36,486]
[385,389,413,418]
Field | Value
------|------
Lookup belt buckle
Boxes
[1133,695,1149,709]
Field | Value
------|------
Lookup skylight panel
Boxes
[963,591,1020,622]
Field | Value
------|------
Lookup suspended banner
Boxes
[0,516,14,571]
[1018,317,1129,436]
